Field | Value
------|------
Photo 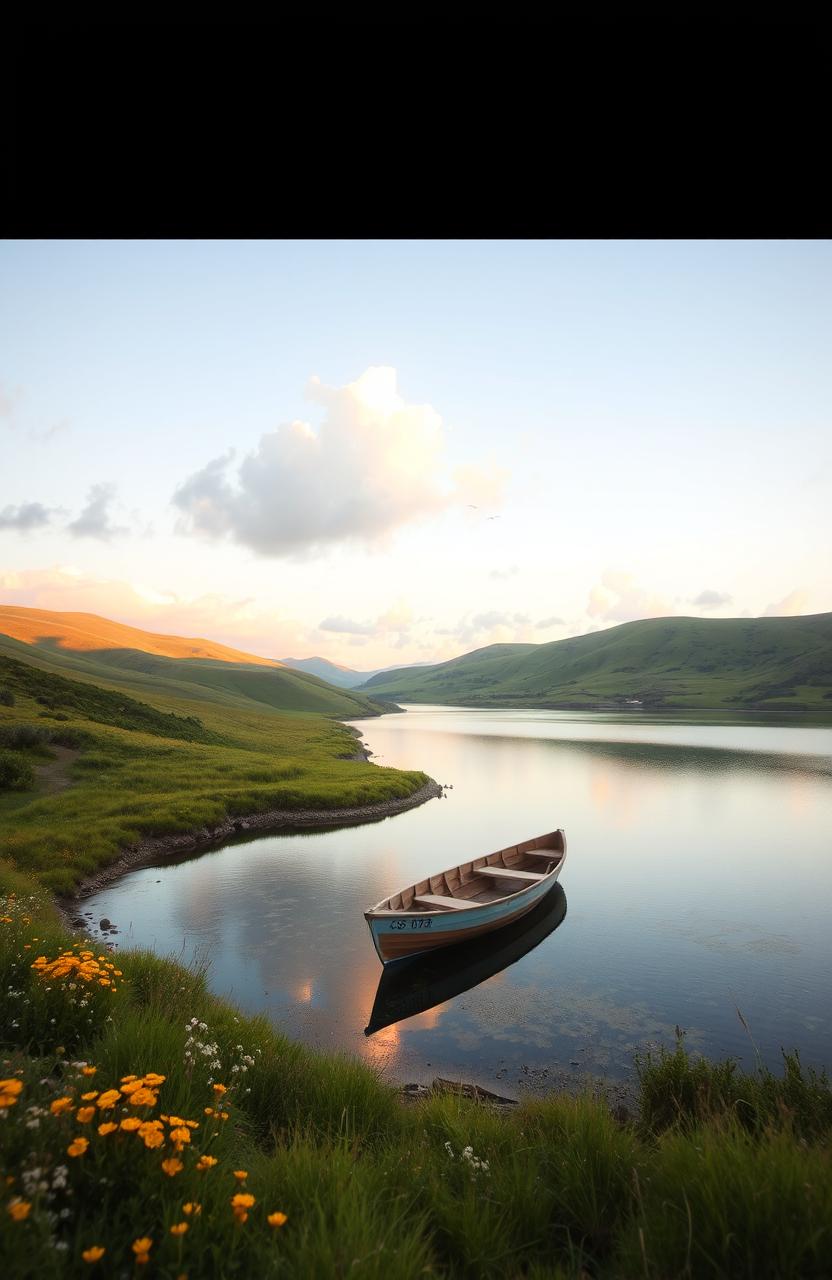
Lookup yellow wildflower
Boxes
[129,1088,158,1107]
[233,1170,248,1182]
[182,1202,202,1216]
[98,1122,118,1136]
[170,1222,189,1236]
[119,1117,142,1132]
[68,1137,89,1157]
[268,1212,288,1229]
[196,1155,217,1171]
[96,1089,121,1110]
[50,1096,74,1115]
[0,1079,23,1099]
[82,1246,106,1262]
[76,1106,96,1123]
[131,1237,152,1265]
[7,1199,31,1221]
[161,1158,184,1177]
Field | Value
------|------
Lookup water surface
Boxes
[83,707,832,1093]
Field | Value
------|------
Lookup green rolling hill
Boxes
[361,614,832,711]
[0,610,395,719]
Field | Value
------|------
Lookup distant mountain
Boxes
[281,656,432,689]
[361,614,832,711]
[0,606,395,718]
[281,656,375,688]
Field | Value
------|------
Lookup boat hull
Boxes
[366,862,563,963]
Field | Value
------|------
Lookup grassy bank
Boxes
[0,655,429,895]
[1,871,831,1279]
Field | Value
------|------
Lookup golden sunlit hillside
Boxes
[0,605,281,667]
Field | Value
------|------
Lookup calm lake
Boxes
[82,706,832,1093]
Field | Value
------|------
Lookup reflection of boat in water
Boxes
[364,882,567,1036]
[365,828,566,963]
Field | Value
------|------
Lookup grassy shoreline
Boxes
[0,655,433,896]
[2,873,831,1279]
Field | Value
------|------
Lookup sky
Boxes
[2,239,830,670]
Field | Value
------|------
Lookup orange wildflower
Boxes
[231,1193,255,1210]
[120,1075,139,1083]
[131,1237,152,1265]
[7,1199,31,1221]
[81,1066,97,1077]
[161,1158,184,1177]
[96,1089,120,1110]
[268,1212,288,1229]
[119,1117,142,1132]
[196,1155,217,1171]
[212,1083,227,1095]
[170,1222,189,1236]
[182,1202,202,1216]
[170,1126,191,1147]
[81,1091,99,1101]
[82,1246,106,1262]
[233,1170,248,1182]
[141,1128,165,1150]
[68,1137,89,1157]
[76,1106,96,1123]
[50,1096,74,1115]
[98,1122,118,1136]
[142,1073,166,1086]
[129,1088,158,1107]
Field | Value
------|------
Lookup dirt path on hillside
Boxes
[34,745,80,794]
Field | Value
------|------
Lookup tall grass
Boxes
[2,869,831,1278]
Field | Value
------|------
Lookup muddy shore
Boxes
[60,777,442,907]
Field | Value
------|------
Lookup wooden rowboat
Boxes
[364,828,566,964]
[365,882,567,1034]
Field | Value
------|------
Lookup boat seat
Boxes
[524,848,561,860]
[480,866,547,884]
[413,894,478,911]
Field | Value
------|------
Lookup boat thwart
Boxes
[364,828,566,964]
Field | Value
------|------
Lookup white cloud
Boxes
[536,615,564,629]
[68,483,128,541]
[763,588,812,617]
[319,599,415,639]
[0,383,22,421]
[587,570,674,624]
[691,589,732,609]
[0,502,56,532]
[319,615,377,636]
[173,367,506,558]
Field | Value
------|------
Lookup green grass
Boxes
[363,613,832,712]
[0,652,428,895]
[1,875,831,1278]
